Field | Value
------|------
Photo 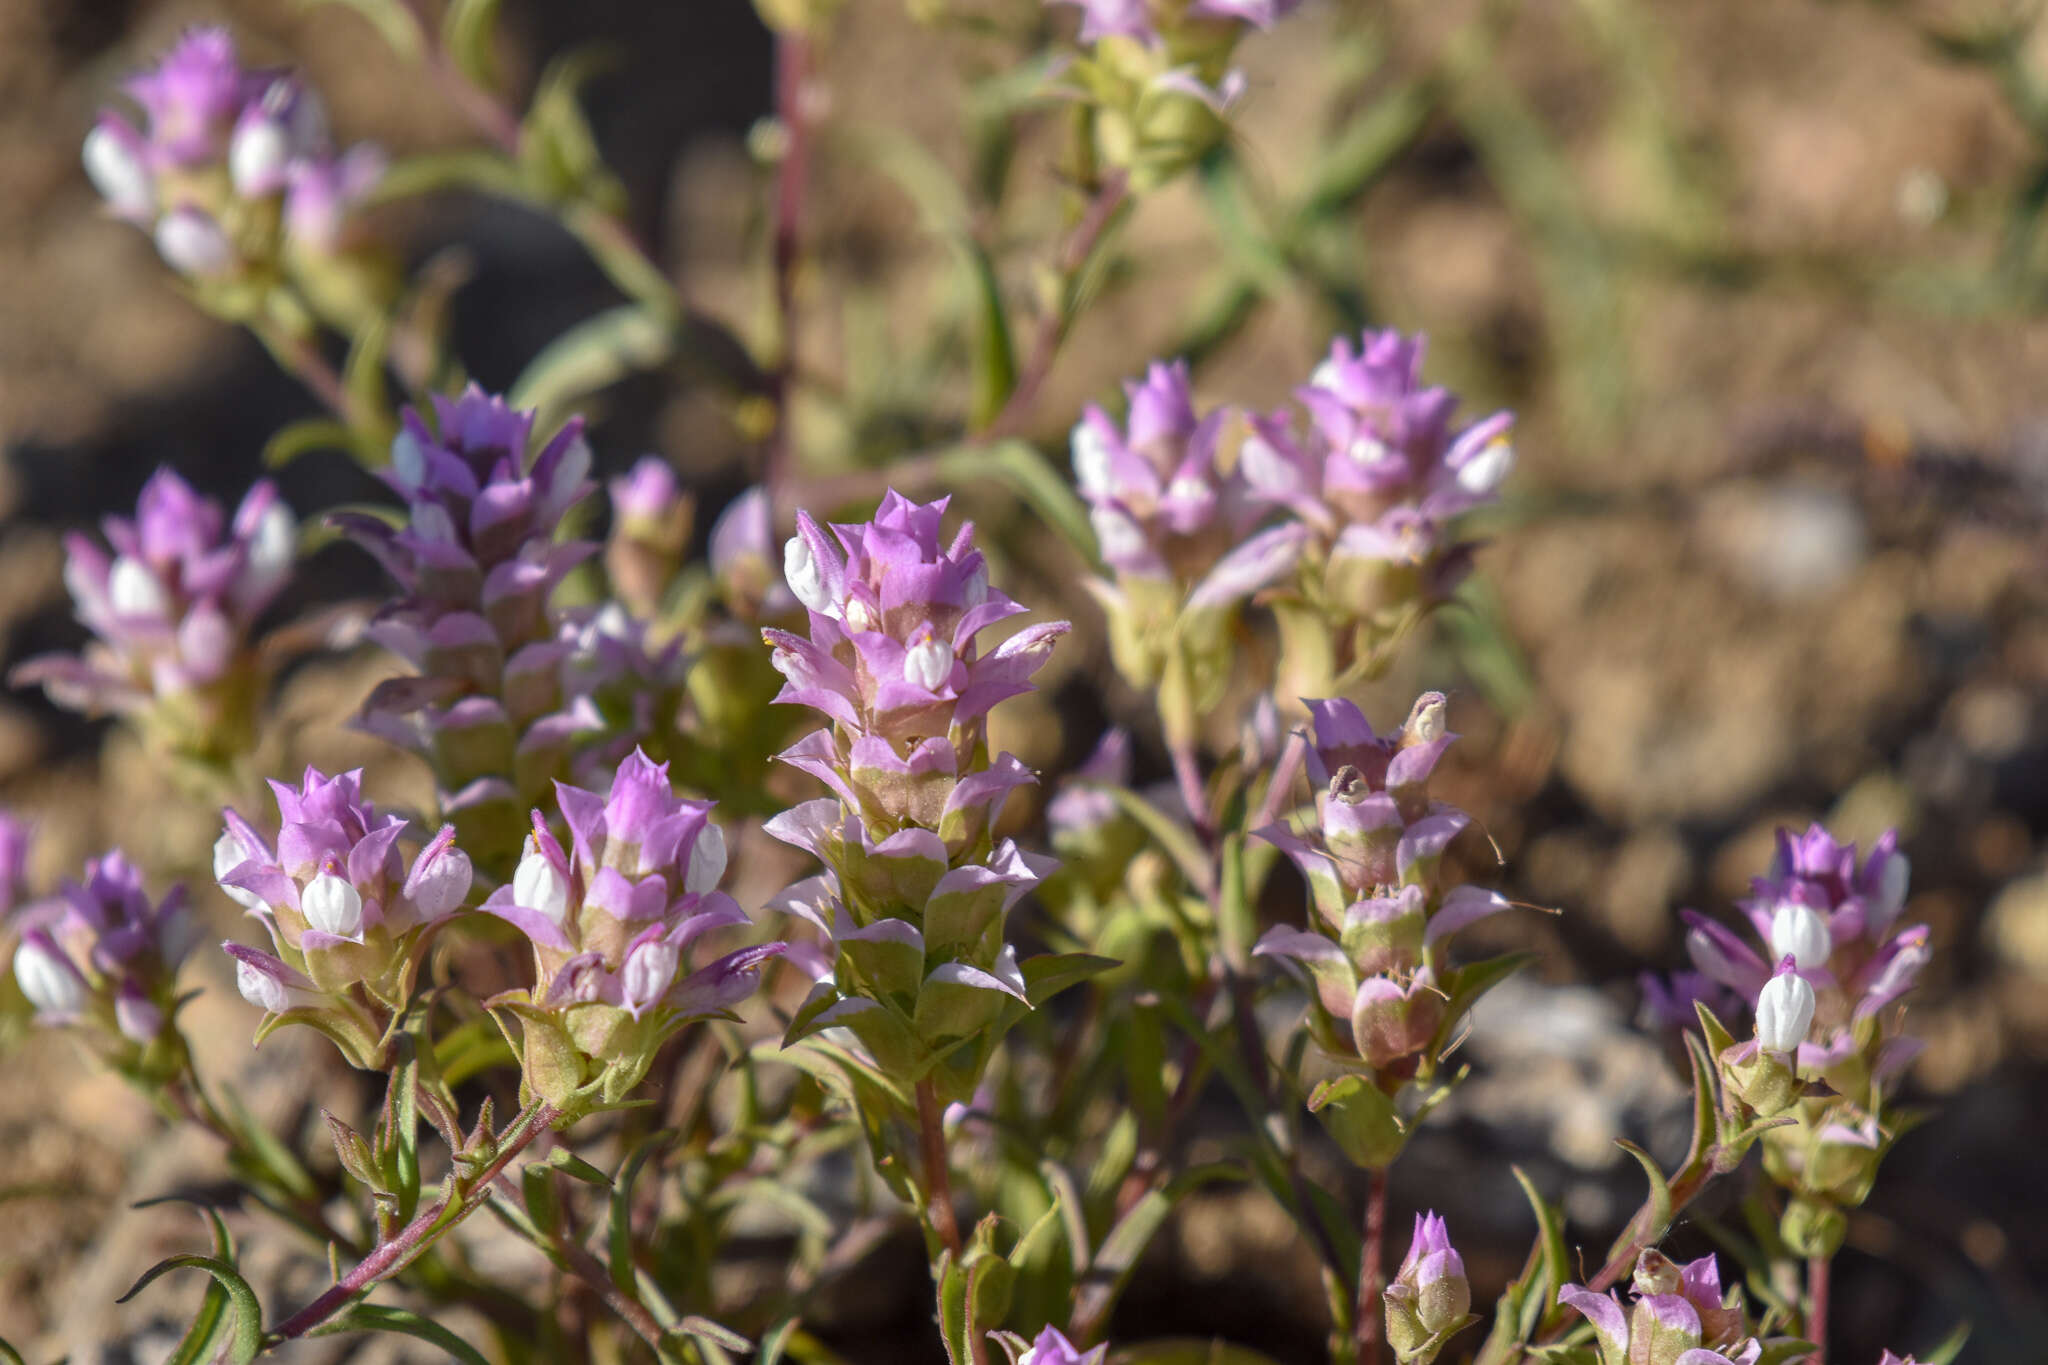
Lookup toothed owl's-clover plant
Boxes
[0,10,1959,1365]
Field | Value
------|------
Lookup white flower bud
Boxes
[154,208,234,277]
[238,500,297,605]
[1769,902,1832,970]
[1072,421,1114,496]
[1755,969,1816,1054]
[620,938,679,1016]
[783,536,836,616]
[302,871,365,938]
[513,838,570,926]
[1455,437,1514,496]
[229,118,290,196]
[904,631,953,691]
[14,941,85,1017]
[685,822,727,895]
[390,428,427,489]
[409,847,473,920]
[1875,852,1910,930]
[108,556,168,618]
[843,596,877,632]
[1089,506,1148,562]
[213,832,266,912]
[1165,475,1213,506]
[412,500,458,545]
[235,958,294,1013]
[82,124,154,218]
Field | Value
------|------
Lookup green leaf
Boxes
[0,1333,22,1365]
[443,0,504,92]
[610,1127,680,1297]
[1753,1342,1820,1365]
[519,49,625,209]
[1072,1163,1243,1330]
[1095,785,1213,893]
[118,1255,261,1364]
[263,417,356,470]
[508,303,675,422]
[956,236,1017,429]
[369,149,531,205]
[1919,1318,1973,1365]
[1019,952,1119,1008]
[679,1316,753,1353]
[310,1303,493,1365]
[1306,1074,1407,1170]
[933,439,1099,567]
[545,1147,613,1185]
[1432,952,1538,1054]
[1607,1140,1673,1264]
[164,1277,231,1365]
[389,1036,422,1225]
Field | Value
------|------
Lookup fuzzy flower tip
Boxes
[1251,694,1510,1073]
[1681,823,1927,1078]
[89,27,381,266]
[1245,328,1513,610]
[9,851,196,1057]
[216,766,472,1046]
[481,749,782,1109]
[1384,1212,1472,1364]
[1016,1327,1106,1365]
[765,491,1069,846]
[13,469,294,756]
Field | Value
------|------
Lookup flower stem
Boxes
[1170,740,1212,841]
[914,1078,962,1259]
[1356,1167,1390,1363]
[980,170,1130,442]
[1807,1254,1830,1365]
[270,1100,559,1341]
[1254,727,1310,829]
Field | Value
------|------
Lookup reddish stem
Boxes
[1357,1168,1391,1362]
[1253,728,1310,830]
[915,1079,962,1259]
[271,1101,558,1340]
[979,170,1130,442]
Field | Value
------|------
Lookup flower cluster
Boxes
[1050,0,1300,187]
[765,493,1078,1100]
[13,468,295,766]
[10,851,198,1077]
[1682,824,1926,1083]
[1074,361,1307,746]
[484,750,782,1115]
[84,27,382,278]
[1248,330,1514,694]
[339,386,605,870]
[1559,1251,1760,1365]
[1677,824,1928,1257]
[1255,695,1509,1075]
[1383,1213,1474,1365]
[217,766,473,1068]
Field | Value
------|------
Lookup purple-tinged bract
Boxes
[1383,1212,1473,1364]
[482,749,782,1114]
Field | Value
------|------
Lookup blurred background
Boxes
[1,0,2046,1360]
